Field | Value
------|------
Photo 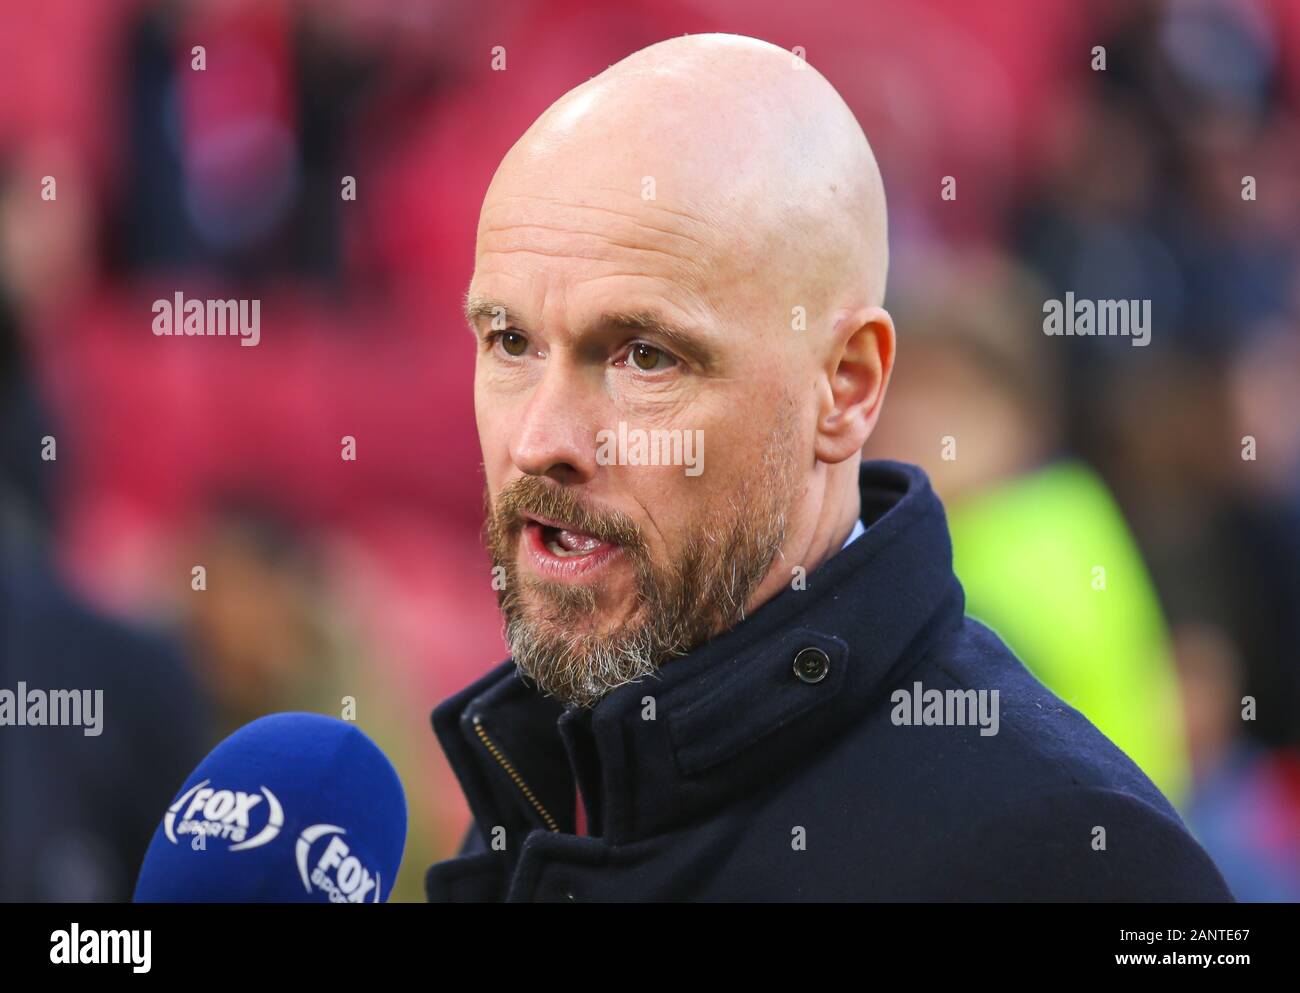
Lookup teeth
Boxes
[546,537,591,558]
[543,526,604,557]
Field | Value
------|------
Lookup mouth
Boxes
[520,512,623,581]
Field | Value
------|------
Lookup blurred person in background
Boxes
[1000,0,1300,899]
[0,153,212,901]
[181,502,344,743]
[1178,620,1300,901]
[1095,316,1300,901]
[867,254,1192,805]
[174,500,442,901]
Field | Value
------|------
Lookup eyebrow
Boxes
[464,294,717,371]
[602,310,717,368]
[464,294,517,331]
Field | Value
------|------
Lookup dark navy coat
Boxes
[425,461,1233,901]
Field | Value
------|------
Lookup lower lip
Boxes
[521,522,622,582]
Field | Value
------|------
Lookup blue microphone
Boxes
[134,713,406,903]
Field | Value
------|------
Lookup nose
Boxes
[509,359,599,485]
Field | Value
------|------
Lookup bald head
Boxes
[485,34,888,321]
[470,34,896,708]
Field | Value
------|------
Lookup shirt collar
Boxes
[842,516,866,550]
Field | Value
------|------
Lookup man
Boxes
[425,34,1232,901]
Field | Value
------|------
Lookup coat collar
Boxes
[431,460,965,846]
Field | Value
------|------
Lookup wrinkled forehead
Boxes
[478,183,725,289]
[473,166,776,339]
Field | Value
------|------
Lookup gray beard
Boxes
[501,502,789,709]
[488,404,801,710]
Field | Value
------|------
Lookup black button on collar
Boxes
[793,646,830,684]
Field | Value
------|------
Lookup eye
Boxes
[490,330,529,357]
[626,342,677,372]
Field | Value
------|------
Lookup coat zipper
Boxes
[471,714,560,832]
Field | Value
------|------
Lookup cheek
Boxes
[474,382,513,472]
[621,444,738,549]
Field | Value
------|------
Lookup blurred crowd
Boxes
[1,0,1298,901]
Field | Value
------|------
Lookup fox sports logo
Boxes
[296,824,381,903]
[163,779,284,850]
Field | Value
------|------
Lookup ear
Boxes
[814,306,896,465]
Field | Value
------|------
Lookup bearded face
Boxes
[464,36,893,715]
[483,410,801,709]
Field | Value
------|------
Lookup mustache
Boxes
[488,476,644,550]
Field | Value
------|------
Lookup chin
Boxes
[523,597,638,640]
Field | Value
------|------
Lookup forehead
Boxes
[472,184,744,321]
